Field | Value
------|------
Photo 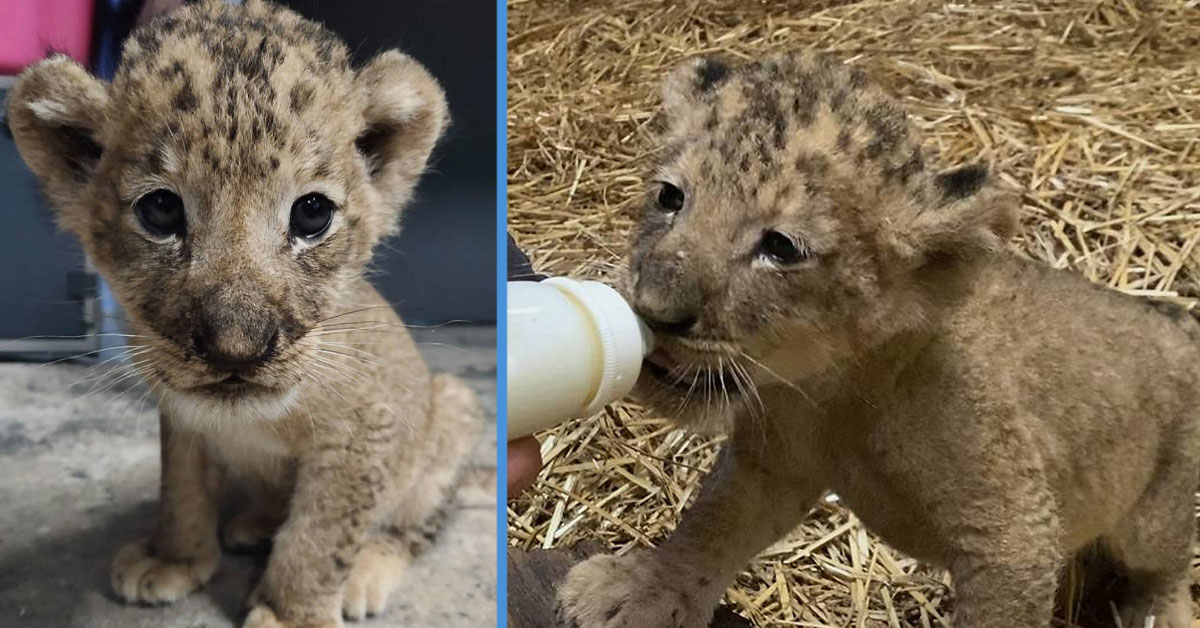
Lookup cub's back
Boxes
[944,254,1200,483]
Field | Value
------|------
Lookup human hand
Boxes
[507,436,543,496]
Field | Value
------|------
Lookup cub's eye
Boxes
[760,230,809,265]
[134,189,186,238]
[290,193,335,239]
[655,182,685,212]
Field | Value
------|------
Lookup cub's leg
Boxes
[558,446,821,628]
[341,372,477,621]
[112,413,222,604]
[243,439,393,628]
[943,476,1062,627]
[1100,456,1197,628]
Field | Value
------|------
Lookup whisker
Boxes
[34,345,145,368]
[739,351,817,407]
[312,347,381,368]
[310,350,374,379]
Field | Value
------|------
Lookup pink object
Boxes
[0,0,94,75]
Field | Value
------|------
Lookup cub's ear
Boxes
[6,55,109,229]
[354,50,448,225]
[660,55,732,124]
[901,163,1019,265]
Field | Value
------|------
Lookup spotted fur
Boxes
[6,2,477,627]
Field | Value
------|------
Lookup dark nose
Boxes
[192,314,279,373]
[636,308,698,336]
[633,251,703,337]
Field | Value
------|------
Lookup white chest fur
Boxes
[160,390,297,477]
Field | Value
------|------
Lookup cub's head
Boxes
[5,0,446,415]
[630,52,1017,427]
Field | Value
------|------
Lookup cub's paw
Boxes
[558,552,715,628]
[111,538,218,605]
[243,605,342,628]
[342,543,410,621]
[222,508,280,554]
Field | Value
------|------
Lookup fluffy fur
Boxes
[558,52,1200,628]
[5,2,478,627]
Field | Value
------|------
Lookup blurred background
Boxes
[0,0,497,361]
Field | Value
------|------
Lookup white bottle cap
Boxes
[543,277,654,417]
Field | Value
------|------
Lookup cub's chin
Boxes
[159,379,301,428]
[631,352,744,435]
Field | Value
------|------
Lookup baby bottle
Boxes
[507,278,654,439]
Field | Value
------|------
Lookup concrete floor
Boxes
[0,327,498,628]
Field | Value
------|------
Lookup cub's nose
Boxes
[632,256,702,337]
[634,306,698,336]
[192,315,279,373]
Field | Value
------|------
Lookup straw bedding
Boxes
[506,1,1200,625]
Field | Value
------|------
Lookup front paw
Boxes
[342,543,409,621]
[111,538,219,605]
[243,605,342,628]
[558,552,715,628]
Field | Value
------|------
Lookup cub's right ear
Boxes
[900,163,1018,266]
[5,55,109,227]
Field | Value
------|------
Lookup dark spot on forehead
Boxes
[791,73,819,127]
[864,102,908,153]
[837,128,852,151]
[848,66,867,88]
[795,151,831,176]
[132,29,161,56]
[261,109,280,137]
[290,82,315,114]
[173,82,198,113]
[830,88,850,114]
[143,146,165,173]
[158,60,185,79]
[157,15,179,35]
[695,58,730,92]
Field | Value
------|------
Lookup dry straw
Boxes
[507,0,1200,625]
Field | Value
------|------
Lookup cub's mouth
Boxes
[194,374,279,396]
[642,348,744,396]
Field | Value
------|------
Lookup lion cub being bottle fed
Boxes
[558,52,1200,628]
[6,2,479,626]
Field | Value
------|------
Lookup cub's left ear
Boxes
[660,55,732,124]
[903,163,1019,264]
[354,50,448,213]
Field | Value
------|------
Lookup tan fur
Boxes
[5,2,478,627]
[559,52,1200,628]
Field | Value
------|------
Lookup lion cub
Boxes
[6,2,478,627]
[559,53,1200,628]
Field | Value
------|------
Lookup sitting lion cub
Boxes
[6,2,478,626]
[559,52,1200,628]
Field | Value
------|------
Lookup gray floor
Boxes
[0,326,498,628]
